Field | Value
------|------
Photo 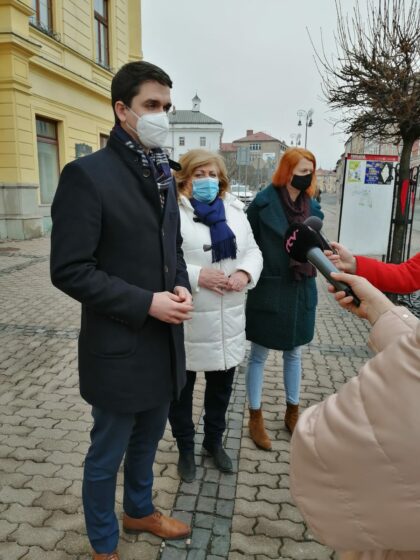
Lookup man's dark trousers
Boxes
[82,402,170,553]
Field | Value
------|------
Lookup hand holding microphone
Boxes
[303,216,338,254]
[283,222,361,307]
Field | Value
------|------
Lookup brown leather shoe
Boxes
[248,407,272,450]
[123,511,191,540]
[92,552,119,560]
[284,402,299,433]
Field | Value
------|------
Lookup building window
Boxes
[200,137,206,147]
[179,137,185,146]
[99,134,109,149]
[94,0,109,68]
[36,117,60,205]
[250,143,261,151]
[30,0,52,31]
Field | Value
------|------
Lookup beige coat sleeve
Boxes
[290,308,420,554]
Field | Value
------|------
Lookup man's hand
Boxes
[174,285,193,305]
[198,268,229,295]
[226,270,250,292]
[325,242,357,273]
[149,291,193,324]
[328,272,394,325]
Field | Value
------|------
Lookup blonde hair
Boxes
[175,149,230,198]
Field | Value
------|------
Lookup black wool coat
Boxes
[50,135,190,413]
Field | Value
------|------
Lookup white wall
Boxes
[168,125,223,160]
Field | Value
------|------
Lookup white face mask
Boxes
[127,107,169,149]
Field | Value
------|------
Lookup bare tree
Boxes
[312,0,420,262]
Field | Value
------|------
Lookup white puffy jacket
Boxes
[179,193,263,372]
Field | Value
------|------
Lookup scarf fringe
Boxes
[212,237,237,263]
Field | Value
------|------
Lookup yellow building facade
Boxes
[0,0,142,239]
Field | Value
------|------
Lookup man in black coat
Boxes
[51,61,193,560]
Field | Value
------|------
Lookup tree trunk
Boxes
[390,138,414,264]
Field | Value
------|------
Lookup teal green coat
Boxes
[245,184,323,351]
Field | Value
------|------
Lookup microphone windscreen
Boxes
[304,216,323,232]
[283,223,323,263]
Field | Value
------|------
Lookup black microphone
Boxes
[284,223,361,306]
[303,216,337,254]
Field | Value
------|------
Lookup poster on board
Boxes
[338,154,398,255]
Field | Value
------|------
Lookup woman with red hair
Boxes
[245,147,323,450]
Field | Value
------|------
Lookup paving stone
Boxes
[0,473,31,488]
[0,542,29,560]
[210,535,230,557]
[194,512,215,530]
[234,499,279,521]
[17,460,60,477]
[24,474,72,494]
[280,538,333,559]
[236,484,257,501]
[118,540,159,560]
[280,503,304,523]
[196,495,216,514]
[255,517,304,539]
[1,504,51,525]
[12,523,64,550]
[161,547,188,560]
[0,518,18,540]
[231,514,255,535]
[20,547,74,560]
[257,487,291,504]
[190,527,211,549]
[33,491,81,514]
[230,533,280,557]
[44,510,85,532]
[0,487,41,507]
[216,498,234,518]
[187,550,206,560]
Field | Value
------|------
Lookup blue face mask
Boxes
[192,177,219,203]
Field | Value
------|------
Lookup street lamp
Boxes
[290,133,302,146]
[297,109,314,148]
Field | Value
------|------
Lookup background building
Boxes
[316,168,337,193]
[168,94,223,161]
[0,0,142,239]
[230,130,288,187]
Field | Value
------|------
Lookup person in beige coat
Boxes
[290,271,420,560]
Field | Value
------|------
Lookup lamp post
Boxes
[290,133,302,146]
[297,109,314,148]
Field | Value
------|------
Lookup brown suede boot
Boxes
[248,407,272,451]
[284,403,299,433]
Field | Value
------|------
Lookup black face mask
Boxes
[291,173,312,191]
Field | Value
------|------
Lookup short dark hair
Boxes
[111,60,172,124]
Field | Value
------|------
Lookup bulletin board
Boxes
[338,154,399,255]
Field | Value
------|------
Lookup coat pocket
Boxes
[85,308,138,358]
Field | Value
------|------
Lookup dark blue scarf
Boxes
[190,197,237,263]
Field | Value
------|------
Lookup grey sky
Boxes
[142,0,354,170]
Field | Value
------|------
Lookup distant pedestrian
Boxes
[51,61,193,560]
[168,149,262,482]
[245,147,323,450]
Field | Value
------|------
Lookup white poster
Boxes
[338,154,398,255]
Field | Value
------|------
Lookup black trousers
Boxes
[168,367,235,452]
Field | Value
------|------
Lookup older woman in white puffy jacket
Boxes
[168,149,262,482]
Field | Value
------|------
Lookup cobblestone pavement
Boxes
[0,195,416,560]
